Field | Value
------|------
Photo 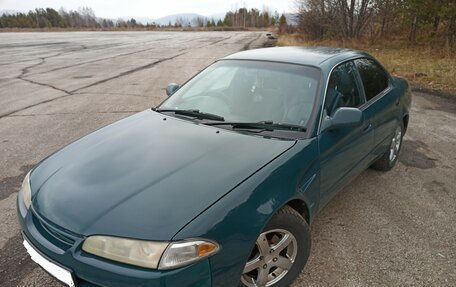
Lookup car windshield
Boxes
[159,60,320,128]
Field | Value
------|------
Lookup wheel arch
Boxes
[285,198,311,223]
[402,114,409,133]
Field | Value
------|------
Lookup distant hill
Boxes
[154,13,204,26]
[209,13,226,21]
[121,13,224,26]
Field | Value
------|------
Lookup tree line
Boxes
[296,0,456,45]
[222,8,284,28]
[171,9,288,29]
[0,7,288,29]
[0,8,115,29]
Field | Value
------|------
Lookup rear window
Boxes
[355,58,389,101]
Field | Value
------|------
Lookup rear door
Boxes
[354,58,399,161]
[318,61,373,206]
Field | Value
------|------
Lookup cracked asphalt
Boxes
[0,32,455,287]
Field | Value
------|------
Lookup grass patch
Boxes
[278,34,456,95]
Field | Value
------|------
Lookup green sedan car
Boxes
[18,46,411,287]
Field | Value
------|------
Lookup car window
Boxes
[355,58,389,101]
[182,66,237,98]
[325,62,363,116]
[161,60,320,127]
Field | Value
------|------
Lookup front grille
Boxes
[40,222,76,246]
[31,211,79,249]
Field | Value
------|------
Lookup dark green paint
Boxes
[320,107,363,131]
[29,110,294,240]
[17,47,410,287]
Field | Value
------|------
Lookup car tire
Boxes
[239,206,311,287]
[371,122,404,171]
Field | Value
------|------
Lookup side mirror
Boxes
[166,83,180,97]
[321,107,363,132]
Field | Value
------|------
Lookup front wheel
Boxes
[371,122,404,171]
[240,206,311,287]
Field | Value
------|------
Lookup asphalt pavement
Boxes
[0,31,454,286]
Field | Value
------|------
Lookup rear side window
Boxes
[355,58,389,101]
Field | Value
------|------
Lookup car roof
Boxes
[222,46,370,68]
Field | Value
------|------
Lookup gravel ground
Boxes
[0,31,454,287]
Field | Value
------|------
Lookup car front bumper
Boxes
[17,193,212,287]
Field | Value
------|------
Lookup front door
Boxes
[318,61,374,206]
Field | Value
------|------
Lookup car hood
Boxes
[30,110,295,240]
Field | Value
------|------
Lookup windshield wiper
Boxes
[154,108,225,122]
[205,121,306,132]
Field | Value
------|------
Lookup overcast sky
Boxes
[0,0,295,19]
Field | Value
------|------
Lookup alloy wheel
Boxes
[241,229,298,287]
[389,126,402,162]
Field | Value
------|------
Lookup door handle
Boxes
[363,123,372,132]
[395,99,400,106]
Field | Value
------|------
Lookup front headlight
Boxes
[82,236,219,270]
[82,236,168,269]
[21,171,32,209]
[159,239,219,269]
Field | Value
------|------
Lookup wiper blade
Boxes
[154,108,225,121]
[206,121,306,132]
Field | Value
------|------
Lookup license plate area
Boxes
[23,239,76,287]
